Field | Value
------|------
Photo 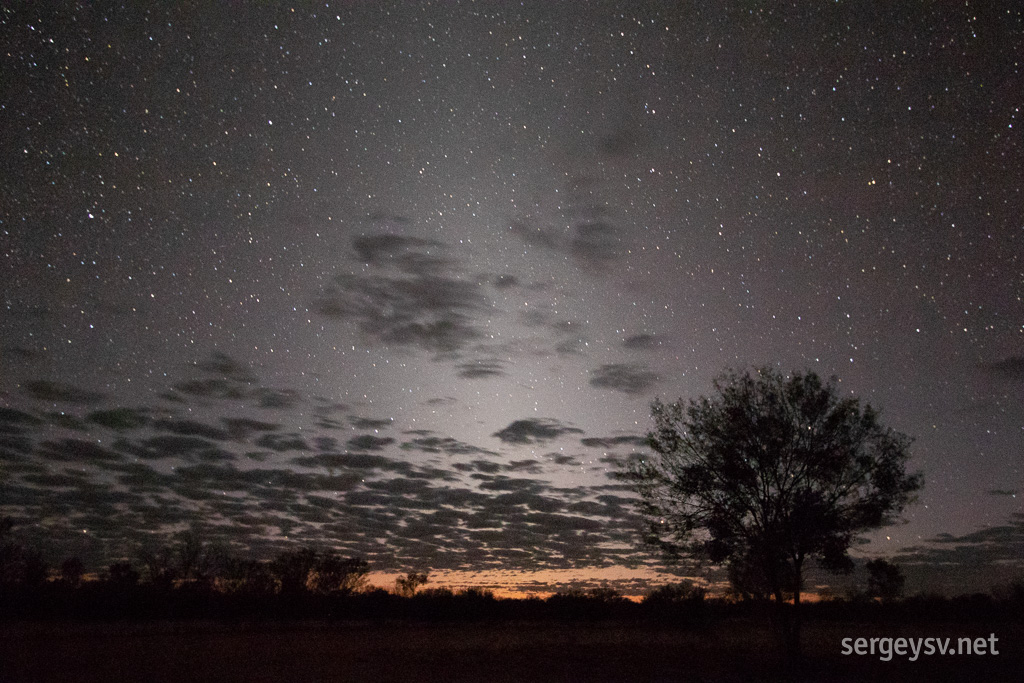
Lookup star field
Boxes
[1,1,1021,594]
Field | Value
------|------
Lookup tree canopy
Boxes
[624,367,922,609]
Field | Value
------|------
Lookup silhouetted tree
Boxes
[107,561,140,586]
[173,529,207,584]
[0,518,48,589]
[644,580,706,606]
[17,548,48,589]
[60,557,85,588]
[218,556,276,596]
[139,545,178,590]
[310,554,369,595]
[395,571,429,597]
[587,585,627,603]
[624,367,922,657]
[269,547,319,595]
[0,518,22,587]
[865,558,905,602]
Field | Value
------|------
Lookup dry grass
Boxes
[1,618,1020,682]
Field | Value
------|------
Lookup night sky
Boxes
[2,1,1021,596]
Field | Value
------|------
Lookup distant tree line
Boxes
[1,518,1022,625]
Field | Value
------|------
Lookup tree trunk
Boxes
[788,559,804,663]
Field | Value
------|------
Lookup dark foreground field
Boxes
[1,618,1020,682]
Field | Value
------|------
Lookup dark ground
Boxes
[1,618,1020,682]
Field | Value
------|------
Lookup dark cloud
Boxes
[22,380,104,405]
[987,489,1018,497]
[88,408,150,431]
[0,407,44,431]
[350,416,394,430]
[597,453,646,470]
[254,388,301,409]
[599,128,644,157]
[492,274,519,289]
[152,418,230,441]
[893,514,1024,593]
[170,378,247,401]
[570,221,619,268]
[588,363,659,395]
[35,439,124,464]
[352,234,447,275]
[623,334,660,350]
[292,452,407,473]
[4,346,45,361]
[315,274,486,353]
[492,418,585,445]
[254,432,310,452]
[365,211,411,225]
[506,459,543,474]
[347,434,395,451]
[221,417,281,441]
[115,435,235,462]
[314,233,489,354]
[452,459,502,474]
[580,435,647,449]
[401,434,497,456]
[456,359,506,379]
[195,351,258,383]
[979,356,1024,379]
[555,337,589,356]
[45,412,89,431]
[168,354,297,410]
[508,220,558,249]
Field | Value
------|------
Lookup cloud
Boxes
[623,334,660,350]
[492,418,585,445]
[254,388,301,409]
[347,434,395,451]
[492,274,519,289]
[987,489,1018,497]
[165,354,299,411]
[116,435,235,462]
[546,453,581,466]
[0,407,44,431]
[1,354,659,575]
[508,220,558,249]
[588,364,659,395]
[152,418,230,441]
[580,435,647,449]
[599,128,644,157]
[35,439,125,464]
[22,380,105,405]
[315,274,487,353]
[979,356,1024,379]
[313,233,490,353]
[221,417,281,441]
[351,234,447,275]
[456,359,506,379]
[401,434,497,456]
[4,346,45,361]
[453,459,502,474]
[195,351,258,384]
[169,378,247,401]
[570,221,619,268]
[892,514,1024,593]
[292,453,408,473]
[254,432,310,452]
[88,408,150,431]
[506,459,544,473]
[349,417,394,430]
